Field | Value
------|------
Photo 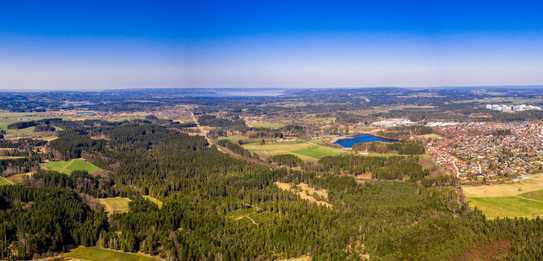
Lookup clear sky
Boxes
[1,0,542,90]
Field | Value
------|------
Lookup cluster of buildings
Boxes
[372,118,415,128]
[485,104,542,112]
[427,121,543,181]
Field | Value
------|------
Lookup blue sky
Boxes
[1,1,542,89]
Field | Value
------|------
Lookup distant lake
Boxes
[335,134,397,149]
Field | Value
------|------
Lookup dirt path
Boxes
[190,110,295,171]
[235,215,258,225]
[275,182,333,208]
[190,111,213,146]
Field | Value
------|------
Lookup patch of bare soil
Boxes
[275,182,332,208]
[278,255,311,261]
[456,240,511,261]
[234,215,258,225]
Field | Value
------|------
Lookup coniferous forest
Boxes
[2,120,543,260]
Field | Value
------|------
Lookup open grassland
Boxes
[43,158,101,175]
[292,144,343,159]
[98,197,131,215]
[0,177,14,186]
[463,173,543,197]
[0,111,55,139]
[0,111,48,131]
[245,119,286,129]
[468,194,543,219]
[243,141,343,161]
[64,246,159,261]
[464,174,543,219]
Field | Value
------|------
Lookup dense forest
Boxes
[269,154,303,168]
[0,186,107,260]
[353,141,426,155]
[2,120,543,260]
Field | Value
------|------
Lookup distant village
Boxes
[427,121,543,182]
[485,104,542,112]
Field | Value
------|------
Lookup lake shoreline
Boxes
[334,133,398,149]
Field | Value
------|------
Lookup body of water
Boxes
[335,134,397,149]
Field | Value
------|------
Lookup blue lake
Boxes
[335,134,397,149]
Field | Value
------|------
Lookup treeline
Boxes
[217,139,253,158]
[49,122,208,164]
[198,115,246,129]
[353,141,425,155]
[7,118,63,130]
[319,155,429,181]
[0,186,107,260]
[31,170,120,198]
[49,131,105,160]
[269,154,302,168]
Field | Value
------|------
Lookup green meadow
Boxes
[467,189,543,219]
[243,141,343,161]
[64,246,158,261]
[98,197,132,215]
[44,158,101,175]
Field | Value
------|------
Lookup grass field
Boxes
[468,193,543,219]
[243,141,343,161]
[0,177,14,186]
[464,174,543,219]
[64,246,158,261]
[463,173,543,198]
[0,111,52,139]
[98,197,131,215]
[292,145,343,159]
[43,158,101,175]
[245,120,286,129]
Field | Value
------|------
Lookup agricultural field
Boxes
[301,114,336,125]
[0,111,46,131]
[43,158,102,175]
[0,111,51,139]
[243,141,344,161]
[245,119,286,129]
[463,174,543,197]
[0,177,14,186]
[64,246,159,261]
[464,174,543,219]
[98,197,131,215]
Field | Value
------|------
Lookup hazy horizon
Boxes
[1,1,542,90]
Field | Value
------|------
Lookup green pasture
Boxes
[467,189,543,219]
[243,141,343,161]
[44,158,101,175]
[64,246,158,261]
[98,197,131,215]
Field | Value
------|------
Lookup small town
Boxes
[428,121,543,181]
